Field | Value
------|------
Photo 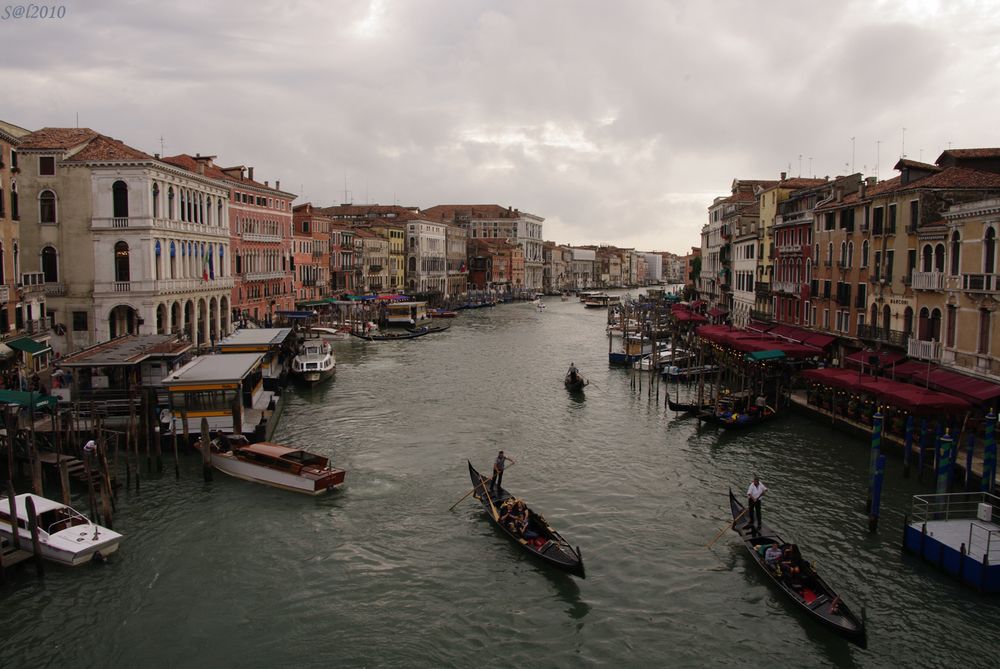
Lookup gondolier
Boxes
[491,450,515,492]
[747,474,767,532]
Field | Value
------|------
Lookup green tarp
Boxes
[746,349,786,362]
[0,389,58,409]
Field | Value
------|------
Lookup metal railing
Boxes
[911,492,1000,561]
[963,273,998,293]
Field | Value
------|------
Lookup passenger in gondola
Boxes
[764,543,783,568]
[499,498,518,532]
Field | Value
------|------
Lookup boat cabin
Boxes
[216,328,296,391]
[384,301,428,326]
[161,352,281,442]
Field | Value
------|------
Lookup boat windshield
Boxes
[39,507,88,534]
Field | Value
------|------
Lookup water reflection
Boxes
[540,567,590,620]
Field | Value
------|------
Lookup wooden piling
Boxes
[24,495,44,578]
[29,398,43,496]
[200,417,212,482]
[5,481,19,550]
[172,399,180,480]
[53,411,70,507]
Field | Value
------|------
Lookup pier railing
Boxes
[968,522,1000,563]
[911,491,1000,526]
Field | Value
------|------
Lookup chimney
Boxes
[275,180,280,190]
[265,180,269,187]
[866,176,878,186]
[197,162,205,175]
[780,171,787,180]
[248,167,254,181]
[859,181,867,199]
[835,187,843,202]
[154,153,160,159]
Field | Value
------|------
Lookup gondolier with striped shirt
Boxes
[491,450,515,493]
[747,474,767,533]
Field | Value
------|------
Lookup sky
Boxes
[3,0,999,254]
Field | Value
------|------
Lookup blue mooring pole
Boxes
[966,433,976,491]
[936,430,954,496]
[903,414,914,477]
[869,454,886,532]
[983,411,997,494]
[918,417,928,480]
[867,412,883,514]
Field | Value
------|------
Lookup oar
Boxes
[706,508,748,549]
[447,462,516,511]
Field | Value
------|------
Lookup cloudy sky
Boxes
[3,0,998,253]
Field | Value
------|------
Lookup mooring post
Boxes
[6,480,19,550]
[869,454,886,533]
[24,495,44,579]
[903,414,913,478]
[966,433,976,492]
[936,429,954,497]
[918,417,928,481]
[200,418,212,482]
[29,397,42,496]
[53,411,70,507]
[982,411,997,494]
[866,411,883,514]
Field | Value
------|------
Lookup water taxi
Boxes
[201,436,346,495]
[291,338,336,383]
[0,493,122,566]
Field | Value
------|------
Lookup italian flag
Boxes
[202,250,210,281]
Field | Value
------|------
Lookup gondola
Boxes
[667,398,713,413]
[564,371,588,392]
[350,328,431,341]
[727,489,867,648]
[467,461,585,578]
[407,323,451,335]
[698,407,778,429]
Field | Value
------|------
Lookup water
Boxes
[3,295,1000,668]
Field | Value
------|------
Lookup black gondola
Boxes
[564,371,588,392]
[667,398,713,413]
[698,407,778,429]
[467,461,585,578]
[407,323,451,335]
[350,328,431,341]
[727,489,867,648]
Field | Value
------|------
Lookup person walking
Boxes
[491,450,515,492]
[746,474,767,533]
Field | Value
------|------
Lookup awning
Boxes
[275,310,317,318]
[5,337,51,356]
[673,310,709,323]
[0,343,13,359]
[707,307,729,317]
[690,300,706,308]
[294,300,327,307]
[0,389,57,409]
[801,332,837,349]
[801,368,972,415]
[747,321,775,334]
[890,360,937,382]
[845,349,906,370]
[926,369,1000,404]
[747,350,786,362]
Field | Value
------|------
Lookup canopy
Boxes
[0,390,57,410]
[673,310,708,323]
[845,349,907,370]
[890,360,937,382]
[802,367,971,415]
[275,310,316,318]
[747,350,786,362]
[747,321,775,334]
[6,337,51,355]
[926,369,1000,404]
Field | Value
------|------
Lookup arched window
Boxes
[40,246,57,283]
[408,256,416,272]
[882,304,891,335]
[840,241,847,265]
[922,244,933,272]
[934,244,945,272]
[152,183,160,218]
[904,306,914,338]
[985,227,997,274]
[112,180,129,218]
[827,242,833,263]
[179,190,187,222]
[114,241,130,282]
[929,308,942,342]
[946,305,957,348]
[848,241,854,267]
[861,241,869,268]
[39,189,56,224]
[918,307,930,340]
[950,230,961,275]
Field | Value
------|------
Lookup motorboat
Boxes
[291,338,336,383]
[307,325,352,341]
[0,493,122,566]
[200,436,346,495]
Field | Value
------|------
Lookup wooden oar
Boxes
[448,462,516,511]
[706,508,748,549]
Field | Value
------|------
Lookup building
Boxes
[353,228,390,292]
[291,203,331,304]
[444,223,468,298]
[16,128,233,352]
[406,216,447,295]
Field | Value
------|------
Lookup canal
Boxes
[2,294,999,667]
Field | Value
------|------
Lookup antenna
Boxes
[901,127,906,158]
[851,137,856,173]
[875,140,881,180]
[798,154,802,177]
[809,156,813,177]
[75,112,79,128]
[159,135,165,156]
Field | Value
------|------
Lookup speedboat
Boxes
[200,436,346,495]
[0,493,122,566]
[307,325,352,341]
[291,338,336,383]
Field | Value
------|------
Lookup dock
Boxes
[903,492,1000,592]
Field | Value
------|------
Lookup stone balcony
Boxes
[772,280,802,295]
[911,271,944,290]
[91,216,229,239]
[962,273,999,293]
[241,232,282,244]
[243,271,285,282]
[908,338,942,361]
[44,282,66,297]
[94,276,235,296]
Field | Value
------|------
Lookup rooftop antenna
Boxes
[851,136,856,173]
[901,127,906,158]
[159,135,165,156]
[875,140,881,180]
[798,154,802,177]
[75,112,79,128]
[809,156,813,177]
[343,173,348,204]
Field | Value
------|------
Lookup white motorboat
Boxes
[291,338,336,383]
[200,437,346,495]
[307,325,352,341]
[0,493,122,566]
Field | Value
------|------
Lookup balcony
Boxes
[772,280,801,295]
[777,243,802,254]
[911,271,944,290]
[44,282,66,297]
[754,282,770,296]
[908,338,942,361]
[749,309,773,322]
[962,273,998,293]
[857,325,909,347]
[0,285,6,302]
[244,271,285,282]
[242,232,282,243]
[91,217,229,239]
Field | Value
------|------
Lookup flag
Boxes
[202,250,210,281]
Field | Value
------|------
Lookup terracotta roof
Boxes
[893,158,941,172]
[18,127,99,150]
[421,204,522,221]
[162,154,293,195]
[937,148,1000,161]
[779,178,829,189]
[317,204,423,222]
[64,134,153,162]
[900,166,1000,190]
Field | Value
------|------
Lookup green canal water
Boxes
[2,295,1000,668]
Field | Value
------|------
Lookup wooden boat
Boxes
[407,324,451,335]
[291,338,335,383]
[728,489,867,648]
[0,493,122,566]
[663,364,718,381]
[350,328,431,341]
[467,461,584,578]
[428,308,458,318]
[564,370,588,391]
[698,406,778,429]
[667,398,714,413]
[201,436,345,495]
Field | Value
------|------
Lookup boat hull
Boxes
[211,453,345,494]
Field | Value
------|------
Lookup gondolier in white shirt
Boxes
[746,474,767,533]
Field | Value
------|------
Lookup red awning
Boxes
[926,369,1000,404]
[878,385,971,415]
[801,368,864,390]
[707,307,729,317]
[690,300,706,308]
[801,332,837,349]
[845,349,907,370]
[890,360,938,382]
[747,320,775,334]
[674,310,709,323]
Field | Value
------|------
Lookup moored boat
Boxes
[698,405,777,429]
[291,338,336,383]
[428,308,458,318]
[667,398,714,413]
[728,489,867,648]
[200,436,346,495]
[467,461,584,578]
[0,493,122,566]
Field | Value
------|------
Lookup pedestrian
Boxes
[491,450,515,492]
[746,473,767,533]
[83,439,98,459]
